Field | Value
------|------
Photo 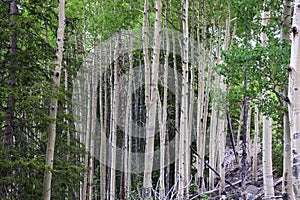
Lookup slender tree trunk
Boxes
[143,0,162,198]
[262,116,274,199]
[99,40,107,200]
[246,106,252,164]
[124,28,134,199]
[252,105,259,182]
[83,70,92,200]
[195,0,206,193]
[236,104,243,159]
[172,28,180,184]
[219,4,230,194]
[159,20,170,200]
[178,0,189,198]
[289,0,300,197]
[142,0,150,116]
[209,15,222,191]
[280,1,293,198]
[109,31,122,200]
[42,1,66,199]
[261,9,275,199]
[187,0,195,188]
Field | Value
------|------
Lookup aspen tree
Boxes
[99,42,107,200]
[107,39,114,200]
[246,106,252,163]
[42,0,66,199]
[187,0,195,185]
[289,0,300,197]
[208,15,220,191]
[178,0,189,198]
[109,31,121,200]
[236,105,244,157]
[87,44,99,200]
[99,3,107,198]
[80,5,89,199]
[164,3,172,192]
[143,0,162,197]
[280,0,293,198]
[252,105,259,182]
[219,3,231,194]
[172,28,180,182]
[142,0,150,115]
[83,67,92,200]
[159,15,170,199]
[261,10,275,199]
[124,29,134,198]
[195,0,207,193]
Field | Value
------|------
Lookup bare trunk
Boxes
[109,32,121,200]
[143,0,162,197]
[252,105,259,182]
[42,1,66,199]
[261,10,275,199]
[178,0,189,198]
[289,0,300,197]
[195,0,207,193]
[99,40,107,200]
[280,0,293,198]
[219,4,230,194]
[124,29,134,198]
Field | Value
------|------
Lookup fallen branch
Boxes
[190,146,237,189]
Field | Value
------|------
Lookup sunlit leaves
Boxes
[219,37,290,117]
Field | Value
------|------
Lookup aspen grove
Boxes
[1,0,300,199]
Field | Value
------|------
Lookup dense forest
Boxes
[1,0,300,199]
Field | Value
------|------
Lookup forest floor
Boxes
[205,159,283,200]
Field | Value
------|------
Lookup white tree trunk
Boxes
[262,116,274,199]
[178,0,189,198]
[99,40,107,200]
[280,0,293,198]
[219,4,230,194]
[195,0,207,193]
[172,29,180,183]
[261,10,275,199]
[109,32,121,200]
[289,0,300,197]
[142,0,150,115]
[252,105,259,182]
[143,0,162,197]
[124,29,134,198]
[42,1,65,199]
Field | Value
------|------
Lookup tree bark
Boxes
[289,0,300,197]
[261,10,275,199]
[178,0,189,198]
[42,0,66,199]
[195,0,207,193]
[280,0,293,198]
[143,0,162,198]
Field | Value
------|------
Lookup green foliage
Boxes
[219,37,290,118]
[0,0,87,199]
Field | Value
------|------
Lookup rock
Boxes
[245,185,260,195]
